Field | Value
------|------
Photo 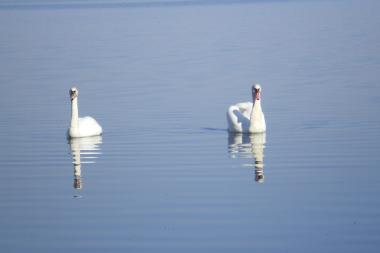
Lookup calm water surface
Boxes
[0,0,380,252]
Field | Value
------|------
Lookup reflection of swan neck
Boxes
[71,98,79,130]
[74,163,81,176]
[255,166,264,183]
[252,143,264,165]
[228,132,266,182]
[69,136,102,190]
[252,134,265,183]
[73,163,82,189]
[73,141,82,189]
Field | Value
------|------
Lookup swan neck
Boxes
[250,99,262,118]
[71,98,79,129]
[249,99,263,132]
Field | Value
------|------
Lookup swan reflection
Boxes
[228,133,266,183]
[69,136,102,191]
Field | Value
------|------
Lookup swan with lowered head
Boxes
[68,87,102,138]
[227,84,266,133]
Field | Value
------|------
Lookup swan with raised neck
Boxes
[69,87,102,138]
[227,83,266,133]
[248,84,266,133]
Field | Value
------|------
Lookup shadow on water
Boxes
[69,136,103,197]
[228,132,266,183]
[202,127,226,132]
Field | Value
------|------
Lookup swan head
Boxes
[252,84,262,101]
[70,87,78,101]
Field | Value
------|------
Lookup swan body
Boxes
[227,84,266,133]
[68,87,102,138]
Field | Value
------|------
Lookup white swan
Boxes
[68,87,102,138]
[227,84,266,133]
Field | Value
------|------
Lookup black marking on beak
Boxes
[70,89,77,100]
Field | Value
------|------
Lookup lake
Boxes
[0,0,380,252]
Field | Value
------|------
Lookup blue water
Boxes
[0,0,380,252]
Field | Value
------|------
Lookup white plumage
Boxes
[68,87,102,138]
[227,84,266,133]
